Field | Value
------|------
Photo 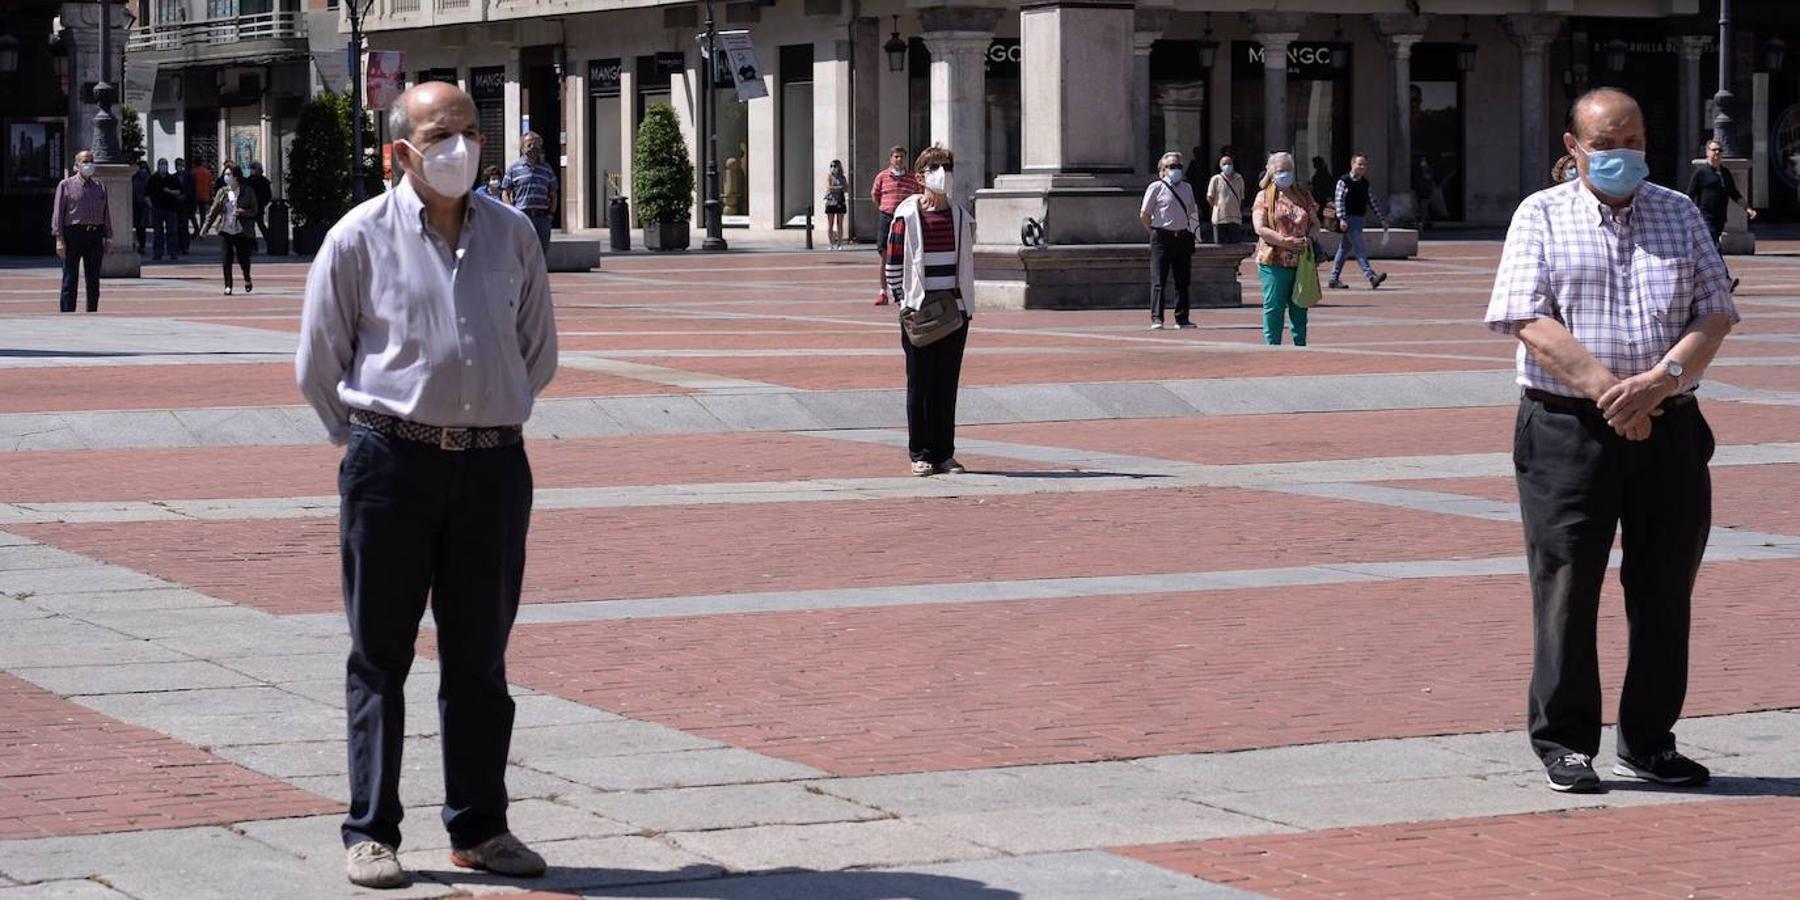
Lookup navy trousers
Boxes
[59,226,104,313]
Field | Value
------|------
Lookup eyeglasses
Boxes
[927,163,954,173]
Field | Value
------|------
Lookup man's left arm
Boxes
[516,229,559,397]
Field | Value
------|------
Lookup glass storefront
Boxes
[779,44,814,226]
[587,58,621,229]
[1149,40,1209,169]
[469,66,506,180]
[1229,41,1350,188]
[1410,44,1465,223]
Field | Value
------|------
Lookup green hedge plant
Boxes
[286,91,353,228]
[632,103,693,224]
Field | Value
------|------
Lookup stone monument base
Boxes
[1312,228,1419,261]
[96,163,140,278]
[973,243,1249,311]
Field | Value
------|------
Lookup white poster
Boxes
[122,60,157,108]
[717,31,767,102]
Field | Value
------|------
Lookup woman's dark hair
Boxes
[483,164,503,180]
[830,159,843,170]
[220,161,243,179]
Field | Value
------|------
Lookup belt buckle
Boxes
[439,427,469,451]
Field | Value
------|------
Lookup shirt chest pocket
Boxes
[1632,255,1693,322]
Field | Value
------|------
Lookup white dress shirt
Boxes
[297,178,559,444]
[1140,179,1200,232]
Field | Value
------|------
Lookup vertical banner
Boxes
[364,50,405,110]
[717,31,767,101]
[122,60,158,108]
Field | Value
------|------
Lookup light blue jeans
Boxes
[1330,214,1376,281]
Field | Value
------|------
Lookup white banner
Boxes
[313,49,351,95]
[364,50,405,110]
[122,60,157,108]
[717,31,767,102]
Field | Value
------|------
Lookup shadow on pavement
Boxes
[1603,774,1800,798]
[973,470,1168,480]
[413,865,1023,899]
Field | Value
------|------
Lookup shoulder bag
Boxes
[1292,240,1322,309]
[900,206,968,347]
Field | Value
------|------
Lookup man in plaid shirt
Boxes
[1486,88,1737,796]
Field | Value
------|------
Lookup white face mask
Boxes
[1220,164,1233,175]
[401,133,481,200]
[924,168,949,195]
[488,179,502,192]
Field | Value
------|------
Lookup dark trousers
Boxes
[152,209,182,259]
[133,202,147,253]
[1213,222,1242,245]
[339,427,533,851]
[1149,228,1193,323]
[1516,394,1714,765]
[525,210,552,255]
[221,231,253,288]
[178,205,193,252]
[900,319,969,465]
[59,226,104,313]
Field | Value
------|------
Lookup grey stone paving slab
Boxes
[529,748,828,792]
[695,393,829,432]
[1071,382,1197,420]
[0,416,85,452]
[790,391,905,431]
[590,849,1255,898]
[152,626,349,659]
[985,384,1111,424]
[212,651,345,684]
[0,546,87,572]
[91,705,345,747]
[238,798,639,860]
[1204,772,1612,829]
[508,721,719,760]
[597,396,730,435]
[0,880,134,899]
[813,763,1188,818]
[1675,710,1800,756]
[1135,737,1525,793]
[63,410,199,451]
[285,762,583,808]
[526,398,627,439]
[11,660,255,695]
[402,835,724,894]
[562,783,889,833]
[68,605,282,640]
[216,736,435,780]
[510,693,627,728]
[0,565,171,596]
[173,407,323,447]
[912,799,1291,855]
[666,819,995,873]
[23,587,228,614]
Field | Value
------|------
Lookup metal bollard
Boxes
[805,205,814,250]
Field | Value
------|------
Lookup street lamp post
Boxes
[347,0,374,203]
[91,0,121,163]
[1712,0,1737,157]
[700,0,727,251]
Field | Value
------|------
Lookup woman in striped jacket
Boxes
[883,145,976,477]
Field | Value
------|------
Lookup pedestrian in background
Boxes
[298,81,558,889]
[202,161,260,295]
[147,158,183,261]
[131,159,150,256]
[823,159,848,250]
[1328,153,1390,291]
[502,131,559,255]
[1140,151,1200,330]
[1551,153,1578,186]
[245,161,274,251]
[1308,156,1335,208]
[1487,87,1735,796]
[191,158,213,236]
[1206,155,1245,244]
[474,165,505,200]
[175,158,195,252]
[1687,139,1756,292]
[1251,151,1318,347]
[50,149,111,314]
[884,145,973,477]
[870,145,920,305]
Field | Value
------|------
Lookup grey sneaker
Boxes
[1149,320,1165,330]
[449,832,546,878]
[937,458,967,475]
[346,841,406,889]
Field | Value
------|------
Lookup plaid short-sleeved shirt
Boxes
[1484,180,1739,398]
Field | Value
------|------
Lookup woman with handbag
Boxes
[1251,151,1320,347]
[883,145,974,477]
[822,160,849,250]
[200,161,261,296]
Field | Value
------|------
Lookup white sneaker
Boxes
[911,460,936,477]
[1149,321,1166,330]
[346,841,405,889]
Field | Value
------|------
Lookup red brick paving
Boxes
[498,559,1800,776]
[1117,797,1800,898]
[1713,366,1800,393]
[11,487,1524,615]
[0,673,339,839]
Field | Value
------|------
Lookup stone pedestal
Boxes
[96,164,140,278]
[1312,228,1419,261]
[973,0,1244,311]
[1693,157,1757,255]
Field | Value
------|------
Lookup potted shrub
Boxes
[632,103,693,251]
[286,91,354,254]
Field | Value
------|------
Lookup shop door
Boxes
[521,45,563,228]
[1410,45,1466,223]
[587,58,622,229]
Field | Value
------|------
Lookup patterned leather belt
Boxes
[349,410,522,451]
[1523,388,1696,414]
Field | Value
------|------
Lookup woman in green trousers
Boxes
[1251,151,1319,346]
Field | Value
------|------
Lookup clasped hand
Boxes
[1596,370,1673,441]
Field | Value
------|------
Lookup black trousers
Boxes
[59,226,104,313]
[221,231,253,288]
[1149,228,1194,323]
[901,319,969,465]
[1213,222,1242,245]
[1515,394,1714,764]
[339,427,533,850]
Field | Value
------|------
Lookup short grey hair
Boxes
[388,98,413,144]
[1156,151,1183,175]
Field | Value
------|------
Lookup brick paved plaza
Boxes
[2,241,1799,898]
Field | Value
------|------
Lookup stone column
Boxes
[1505,14,1562,203]
[1018,0,1136,175]
[1676,35,1708,157]
[848,16,881,241]
[1250,13,1307,160]
[1373,14,1428,225]
[1132,7,1170,176]
[920,5,1003,202]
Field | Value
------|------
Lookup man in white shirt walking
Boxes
[297,81,559,889]
[1140,151,1202,330]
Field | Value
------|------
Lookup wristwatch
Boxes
[1659,359,1686,390]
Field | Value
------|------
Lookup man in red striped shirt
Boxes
[869,146,920,305]
[51,149,112,314]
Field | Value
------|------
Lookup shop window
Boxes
[1229,40,1351,188]
[779,43,814,225]
[1149,40,1209,170]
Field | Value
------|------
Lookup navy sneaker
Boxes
[1613,749,1710,787]
[1545,752,1604,793]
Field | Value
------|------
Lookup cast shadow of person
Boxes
[409,863,1024,899]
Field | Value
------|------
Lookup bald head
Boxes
[1568,88,1643,144]
[388,81,478,147]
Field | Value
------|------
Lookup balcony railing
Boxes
[437,0,469,10]
[389,0,420,12]
[127,11,307,53]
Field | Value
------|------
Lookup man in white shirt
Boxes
[1205,155,1246,245]
[1140,151,1202,330]
[297,81,558,889]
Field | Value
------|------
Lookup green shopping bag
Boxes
[1291,241,1322,309]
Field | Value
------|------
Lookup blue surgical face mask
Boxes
[1579,145,1649,198]
[1272,170,1295,189]
[1163,167,1183,186]
[1220,164,1233,175]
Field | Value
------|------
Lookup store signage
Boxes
[717,31,768,101]
[418,68,457,86]
[470,66,505,102]
[1237,41,1342,78]
[986,38,1020,77]
[654,51,686,77]
[588,58,622,97]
